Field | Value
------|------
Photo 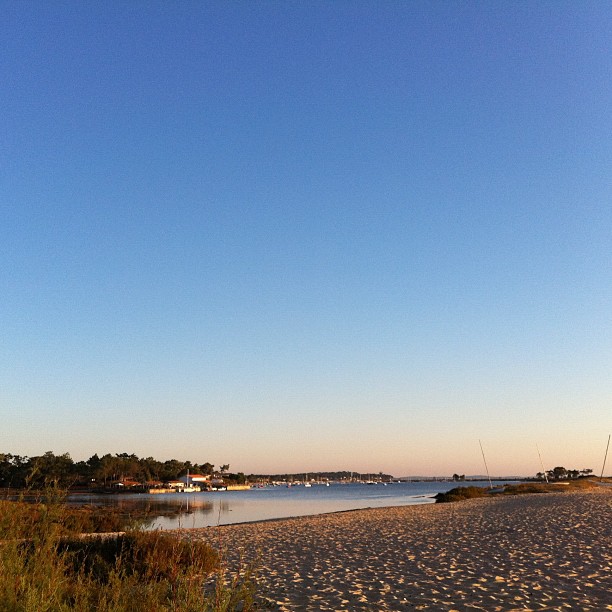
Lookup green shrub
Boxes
[434,486,489,503]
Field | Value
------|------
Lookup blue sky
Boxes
[1,2,611,476]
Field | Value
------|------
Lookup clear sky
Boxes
[1,2,611,477]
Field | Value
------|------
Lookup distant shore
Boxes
[186,487,612,611]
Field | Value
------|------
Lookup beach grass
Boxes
[0,489,258,611]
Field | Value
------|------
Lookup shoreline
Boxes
[188,498,436,529]
[186,487,612,610]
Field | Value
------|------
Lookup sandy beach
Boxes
[187,487,611,611]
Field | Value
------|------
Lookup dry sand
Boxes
[186,487,612,610]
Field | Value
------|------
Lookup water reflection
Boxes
[66,492,216,529]
[66,481,519,530]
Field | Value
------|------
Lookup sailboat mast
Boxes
[479,439,493,489]
[536,444,549,484]
[600,434,611,481]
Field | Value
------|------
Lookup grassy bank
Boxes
[0,491,258,611]
[435,478,599,503]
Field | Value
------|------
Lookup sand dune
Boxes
[187,487,612,610]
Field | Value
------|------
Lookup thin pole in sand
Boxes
[536,444,549,484]
[600,434,611,481]
[479,439,493,489]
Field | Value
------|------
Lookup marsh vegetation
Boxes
[0,489,259,611]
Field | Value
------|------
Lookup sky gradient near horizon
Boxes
[2,2,611,476]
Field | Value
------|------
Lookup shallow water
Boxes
[69,481,518,529]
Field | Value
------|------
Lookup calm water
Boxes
[69,481,518,530]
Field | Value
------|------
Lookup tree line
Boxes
[536,466,593,481]
[0,451,242,489]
